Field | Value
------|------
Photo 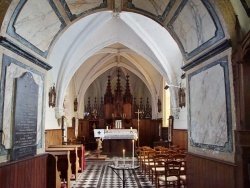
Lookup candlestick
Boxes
[123,149,125,165]
[132,140,134,167]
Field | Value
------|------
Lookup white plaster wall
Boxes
[174,108,188,129]
[64,79,77,127]
[44,72,60,130]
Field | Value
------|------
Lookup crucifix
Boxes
[135,109,143,147]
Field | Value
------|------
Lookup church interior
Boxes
[0,0,250,187]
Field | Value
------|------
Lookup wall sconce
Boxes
[49,84,56,107]
[164,84,180,90]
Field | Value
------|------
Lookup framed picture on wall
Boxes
[168,115,174,144]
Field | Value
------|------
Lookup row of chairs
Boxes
[137,146,186,188]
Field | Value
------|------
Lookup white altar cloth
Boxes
[94,129,138,140]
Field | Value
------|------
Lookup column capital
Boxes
[54,107,64,119]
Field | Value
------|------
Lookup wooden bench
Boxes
[46,147,79,180]
[48,144,85,172]
[47,151,71,188]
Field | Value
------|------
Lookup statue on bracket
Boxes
[178,88,186,108]
[49,84,56,107]
[158,98,161,112]
[74,98,78,112]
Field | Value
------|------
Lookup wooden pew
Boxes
[46,147,79,180]
[48,144,85,172]
[47,151,71,188]
[0,153,57,188]
[47,154,61,188]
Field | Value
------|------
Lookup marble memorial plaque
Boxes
[11,72,38,161]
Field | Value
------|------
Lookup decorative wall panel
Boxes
[60,0,108,21]
[168,0,224,60]
[127,0,175,22]
[0,55,45,155]
[7,0,66,57]
[188,56,232,153]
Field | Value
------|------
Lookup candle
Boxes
[106,126,108,130]
[132,140,134,167]
[123,149,125,165]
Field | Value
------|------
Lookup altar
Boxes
[94,129,137,156]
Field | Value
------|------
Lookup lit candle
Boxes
[130,127,132,131]
[106,126,108,130]
[132,140,134,167]
[123,149,125,165]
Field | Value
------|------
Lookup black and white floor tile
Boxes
[71,160,155,188]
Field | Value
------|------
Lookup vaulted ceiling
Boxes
[2,0,232,118]
[49,9,183,117]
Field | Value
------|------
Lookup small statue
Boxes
[96,138,102,157]
[92,109,98,119]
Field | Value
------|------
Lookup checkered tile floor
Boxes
[71,161,154,188]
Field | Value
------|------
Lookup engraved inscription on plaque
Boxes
[11,72,38,161]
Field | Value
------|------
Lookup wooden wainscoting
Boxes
[0,154,57,188]
[45,129,62,148]
[186,153,235,188]
[173,129,188,149]
[132,119,160,148]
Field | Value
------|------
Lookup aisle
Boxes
[71,160,154,188]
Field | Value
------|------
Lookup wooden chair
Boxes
[151,154,169,187]
[173,154,186,187]
[137,146,151,172]
[173,154,186,175]
[141,148,154,173]
[154,146,164,151]
[158,147,170,154]
[158,161,181,188]
[144,150,157,177]
[179,160,186,188]
[176,148,186,154]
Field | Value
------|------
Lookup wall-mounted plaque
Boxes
[11,72,38,161]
